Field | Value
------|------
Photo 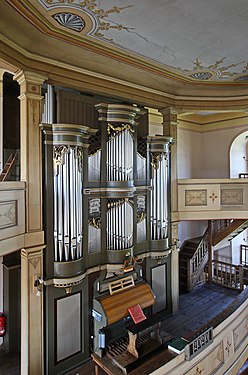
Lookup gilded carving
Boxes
[75,146,83,172]
[88,217,101,229]
[151,152,168,170]
[179,57,248,81]
[41,0,133,41]
[137,195,146,223]
[53,145,69,166]
[89,198,101,229]
[107,123,134,135]
[14,2,248,82]
[185,190,207,206]
[137,211,146,224]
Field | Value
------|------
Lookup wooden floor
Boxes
[0,347,20,375]
[69,284,241,375]
[0,283,244,375]
[160,283,239,341]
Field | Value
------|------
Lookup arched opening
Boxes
[230,130,248,178]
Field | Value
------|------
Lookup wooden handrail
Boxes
[212,260,244,291]
[212,219,248,246]
[0,152,18,181]
[188,233,209,291]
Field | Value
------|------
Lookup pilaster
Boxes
[160,108,179,313]
[0,69,5,173]
[13,70,47,375]
[160,107,178,215]
[0,70,4,347]
[21,246,45,375]
[14,70,47,232]
[171,221,180,313]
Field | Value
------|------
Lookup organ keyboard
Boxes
[92,275,172,373]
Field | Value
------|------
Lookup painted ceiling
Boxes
[5,0,248,83]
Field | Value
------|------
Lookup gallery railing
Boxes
[212,260,244,291]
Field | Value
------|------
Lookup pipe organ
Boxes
[42,91,174,374]
[42,101,173,278]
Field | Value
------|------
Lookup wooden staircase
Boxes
[212,219,248,246]
[179,219,248,294]
[0,152,18,181]
[179,235,208,293]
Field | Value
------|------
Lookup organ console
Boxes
[92,274,173,373]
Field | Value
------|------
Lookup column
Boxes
[0,71,4,347]
[171,221,180,313]
[14,70,47,375]
[0,256,3,346]
[160,107,178,214]
[0,69,5,173]
[21,247,44,375]
[14,70,46,235]
[160,107,179,313]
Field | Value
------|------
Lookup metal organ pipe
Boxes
[42,84,54,124]
[106,129,133,182]
[150,152,169,241]
[53,146,83,262]
[106,200,133,251]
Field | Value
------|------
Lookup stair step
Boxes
[179,271,187,276]
[180,276,187,282]
[179,265,187,271]
[180,253,195,259]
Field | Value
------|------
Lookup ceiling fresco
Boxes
[7,0,248,82]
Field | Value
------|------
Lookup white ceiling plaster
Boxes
[37,0,248,81]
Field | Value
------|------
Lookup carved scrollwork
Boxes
[75,146,83,172]
[53,145,69,166]
[137,211,146,224]
[88,216,101,229]
[107,123,134,136]
[107,198,130,210]
[150,151,168,170]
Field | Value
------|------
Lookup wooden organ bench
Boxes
[92,276,172,374]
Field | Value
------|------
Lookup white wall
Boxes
[178,220,207,246]
[230,130,248,177]
[177,124,248,179]
[231,229,248,265]
[177,129,202,178]
[177,123,248,242]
